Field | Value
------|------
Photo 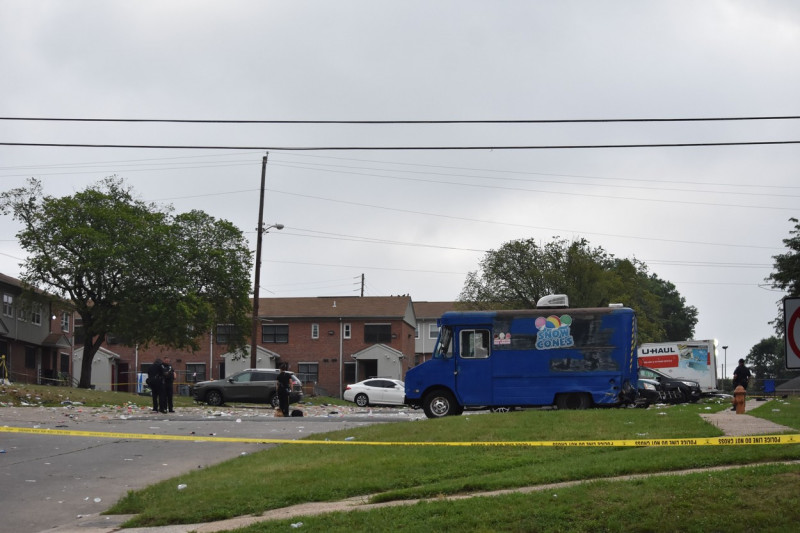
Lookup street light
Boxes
[722,345,729,385]
[250,222,283,368]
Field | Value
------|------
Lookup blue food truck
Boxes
[404,296,638,418]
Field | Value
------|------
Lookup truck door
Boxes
[454,328,493,406]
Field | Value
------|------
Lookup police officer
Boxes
[162,357,176,413]
[147,358,164,413]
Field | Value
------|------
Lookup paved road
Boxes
[0,404,419,533]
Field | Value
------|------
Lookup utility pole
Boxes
[361,273,365,297]
[722,345,729,387]
[251,154,268,369]
[249,154,284,369]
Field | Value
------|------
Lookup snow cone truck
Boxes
[404,295,639,418]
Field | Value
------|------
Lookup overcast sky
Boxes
[2,1,798,377]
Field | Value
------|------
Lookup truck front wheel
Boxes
[423,390,461,418]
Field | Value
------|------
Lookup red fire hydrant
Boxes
[732,385,747,414]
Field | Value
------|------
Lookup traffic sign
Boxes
[786,297,800,370]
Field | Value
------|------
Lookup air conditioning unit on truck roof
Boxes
[536,294,569,308]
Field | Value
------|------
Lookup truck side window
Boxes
[460,329,491,358]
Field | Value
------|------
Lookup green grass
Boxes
[0,382,190,408]
[231,465,800,533]
[104,397,800,530]
[302,395,351,407]
[3,384,797,530]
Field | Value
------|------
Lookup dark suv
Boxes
[192,368,304,407]
[638,366,701,403]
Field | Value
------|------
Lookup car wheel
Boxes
[677,389,689,404]
[556,393,592,410]
[490,406,514,413]
[423,389,460,418]
[355,393,369,407]
[206,390,223,406]
[269,392,279,408]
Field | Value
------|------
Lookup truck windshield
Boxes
[433,327,453,359]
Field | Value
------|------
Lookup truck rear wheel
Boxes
[423,390,460,418]
[556,393,592,410]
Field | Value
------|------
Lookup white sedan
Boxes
[343,378,405,407]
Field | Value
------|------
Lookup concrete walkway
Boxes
[46,399,799,533]
[699,399,796,436]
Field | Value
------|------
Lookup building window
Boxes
[415,325,420,339]
[215,324,236,345]
[343,323,351,339]
[262,324,289,343]
[61,312,70,332]
[2,294,12,317]
[364,323,392,343]
[17,304,27,322]
[185,363,206,383]
[31,303,42,326]
[297,362,319,384]
[311,323,319,339]
[428,323,439,339]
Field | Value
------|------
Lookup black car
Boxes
[638,366,701,403]
[636,378,663,407]
[192,368,304,407]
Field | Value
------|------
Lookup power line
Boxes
[3,149,798,192]
[3,115,800,124]
[3,140,800,150]
[270,161,800,201]
[270,151,800,191]
[267,189,786,250]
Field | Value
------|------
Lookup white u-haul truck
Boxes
[637,339,718,394]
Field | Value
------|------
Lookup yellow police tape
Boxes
[2,425,799,447]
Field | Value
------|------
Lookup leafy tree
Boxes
[746,337,798,380]
[459,237,698,343]
[1,177,253,388]
[459,238,611,309]
[766,217,800,334]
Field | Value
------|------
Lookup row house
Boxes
[412,301,460,365]
[241,295,417,396]
[81,295,419,397]
[0,273,74,385]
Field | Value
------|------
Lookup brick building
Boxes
[249,295,417,396]
[75,295,418,397]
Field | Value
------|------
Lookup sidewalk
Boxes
[46,399,798,533]
[699,398,795,436]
